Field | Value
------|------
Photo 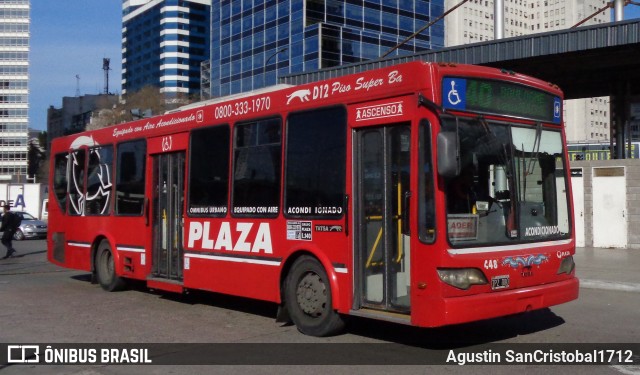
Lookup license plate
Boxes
[491,275,510,290]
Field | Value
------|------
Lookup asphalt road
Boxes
[0,240,638,374]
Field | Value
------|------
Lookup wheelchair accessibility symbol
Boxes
[448,81,462,105]
[553,97,562,123]
[442,78,466,110]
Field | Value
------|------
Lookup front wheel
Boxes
[13,230,25,241]
[284,256,345,336]
[95,240,126,292]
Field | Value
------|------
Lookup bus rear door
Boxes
[148,133,187,284]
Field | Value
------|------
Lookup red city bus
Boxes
[48,61,578,336]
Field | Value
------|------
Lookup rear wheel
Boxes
[13,230,25,241]
[95,240,126,291]
[284,256,345,336]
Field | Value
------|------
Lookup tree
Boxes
[85,86,197,130]
[28,135,46,182]
[37,131,47,149]
[118,85,168,123]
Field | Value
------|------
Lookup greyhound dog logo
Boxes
[286,89,311,105]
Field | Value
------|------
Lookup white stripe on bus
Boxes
[185,253,281,267]
[67,242,91,248]
[447,239,572,255]
[116,247,145,253]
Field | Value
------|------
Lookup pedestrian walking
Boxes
[1,204,18,259]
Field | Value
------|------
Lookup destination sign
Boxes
[442,77,561,124]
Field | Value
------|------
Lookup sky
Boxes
[27,1,640,132]
[29,1,122,131]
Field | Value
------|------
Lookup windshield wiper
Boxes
[476,116,509,167]
[522,122,543,201]
[526,122,543,176]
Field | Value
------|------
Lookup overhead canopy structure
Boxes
[282,19,640,100]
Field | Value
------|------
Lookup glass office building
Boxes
[122,0,211,97]
[209,0,445,97]
[0,0,29,180]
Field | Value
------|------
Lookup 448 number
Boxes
[484,259,499,270]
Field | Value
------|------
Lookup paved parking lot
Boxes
[0,240,638,374]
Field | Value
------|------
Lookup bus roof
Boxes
[166,84,293,114]
[51,61,563,151]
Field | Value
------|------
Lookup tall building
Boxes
[122,0,211,99]
[208,0,445,98]
[444,0,611,143]
[564,96,609,142]
[0,0,29,181]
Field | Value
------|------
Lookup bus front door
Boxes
[356,124,411,313]
[151,152,185,281]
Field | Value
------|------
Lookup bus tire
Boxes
[95,240,126,292]
[284,255,345,337]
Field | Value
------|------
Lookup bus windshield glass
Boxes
[440,116,571,246]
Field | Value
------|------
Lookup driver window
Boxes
[446,166,477,214]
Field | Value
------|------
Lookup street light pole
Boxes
[263,47,287,88]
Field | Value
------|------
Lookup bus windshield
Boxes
[440,116,571,246]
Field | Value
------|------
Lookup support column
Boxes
[495,0,504,40]
[614,0,625,21]
[612,83,627,159]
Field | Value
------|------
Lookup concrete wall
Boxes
[570,159,640,248]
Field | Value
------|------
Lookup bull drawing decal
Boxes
[69,151,86,215]
[85,148,112,215]
[69,136,112,215]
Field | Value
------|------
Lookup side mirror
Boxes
[437,132,460,178]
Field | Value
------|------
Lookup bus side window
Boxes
[68,149,86,216]
[53,153,69,213]
[116,139,147,216]
[188,125,230,217]
[86,145,114,216]
[232,118,282,216]
[284,106,346,219]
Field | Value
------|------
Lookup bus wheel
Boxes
[284,256,345,336]
[95,240,126,292]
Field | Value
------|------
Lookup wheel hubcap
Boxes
[296,272,327,317]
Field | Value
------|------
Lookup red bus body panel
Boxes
[47,61,577,329]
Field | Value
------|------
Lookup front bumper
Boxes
[23,228,48,238]
[420,277,579,327]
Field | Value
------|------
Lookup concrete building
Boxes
[564,96,610,141]
[46,94,119,150]
[206,0,445,98]
[444,0,611,143]
[0,0,29,181]
[122,0,212,98]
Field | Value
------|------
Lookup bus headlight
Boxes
[557,256,575,275]
[437,268,488,290]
